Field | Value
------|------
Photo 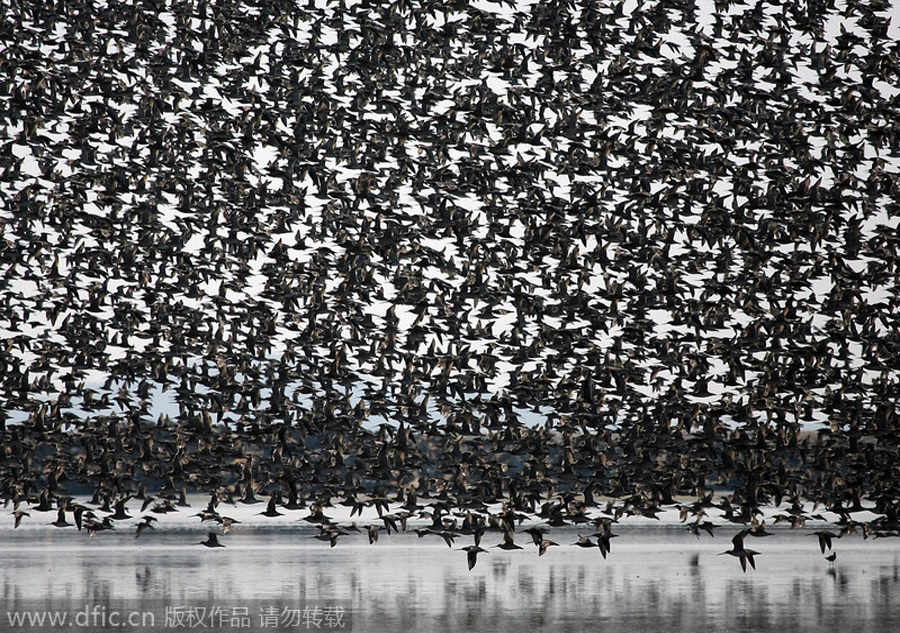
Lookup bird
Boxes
[51,507,71,528]
[13,510,29,528]
[218,516,241,534]
[687,520,716,538]
[302,506,332,525]
[109,498,132,521]
[747,519,773,538]
[198,533,225,548]
[812,530,839,553]
[84,516,115,536]
[825,551,836,574]
[314,524,347,547]
[436,530,459,548]
[537,538,559,557]
[594,531,618,559]
[260,496,283,517]
[573,535,596,548]
[719,530,760,572]
[135,516,157,538]
[494,530,523,550]
[462,545,488,570]
[524,526,548,546]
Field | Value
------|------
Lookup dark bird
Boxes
[462,545,488,570]
[825,551,836,573]
[302,506,332,525]
[537,538,559,556]
[718,530,760,572]
[135,516,157,538]
[73,506,86,531]
[688,521,717,538]
[494,530,523,550]
[260,496,283,517]
[314,524,347,547]
[573,535,596,548]
[13,510,29,528]
[747,519,773,537]
[595,531,618,559]
[812,530,839,553]
[198,533,225,548]
[51,507,71,528]
[84,516,115,537]
[109,498,132,521]
[524,526,548,546]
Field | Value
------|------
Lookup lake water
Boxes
[2,508,900,633]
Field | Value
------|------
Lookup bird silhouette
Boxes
[462,545,488,570]
[494,530,523,550]
[135,516,157,538]
[719,530,760,572]
[812,530,839,553]
[51,507,71,528]
[198,533,225,548]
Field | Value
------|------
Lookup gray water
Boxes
[2,524,900,633]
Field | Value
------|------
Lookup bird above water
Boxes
[537,538,559,557]
[462,545,488,570]
[13,510,29,528]
[812,530,839,553]
[198,532,225,548]
[594,531,618,559]
[524,526,548,547]
[687,520,716,538]
[109,498,132,521]
[573,535,596,548]
[51,507,71,528]
[135,515,157,538]
[494,530,523,550]
[719,530,760,572]
[260,496,283,517]
[314,524,347,547]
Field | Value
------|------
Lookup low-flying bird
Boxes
[13,510,29,528]
[51,507,71,528]
[135,516,157,538]
[260,496,283,517]
[718,530,760,572]
[812,530,839,553]
[198,532,225,548]
[573,535,595,548]
[595,531,618,559]
[524,526,548,546]
[537,538,558,556]
[687,521,716,538]
[462,545,488,570]
[494,530,523,550]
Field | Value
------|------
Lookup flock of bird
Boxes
[3,480,853,572]
[2,0,900,573]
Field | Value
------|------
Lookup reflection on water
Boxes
[1,526,900,632]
